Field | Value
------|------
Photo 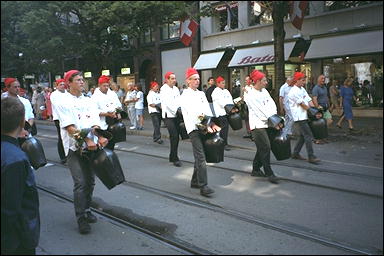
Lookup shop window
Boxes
[325,1,374,12]
[161,21,180,41]
[248,1,273,26]
[140,28,155,44]
[213,2,239,32]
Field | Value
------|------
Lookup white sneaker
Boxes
[129,126,136,130]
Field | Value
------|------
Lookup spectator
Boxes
[134,84,144,130]
[124,84,137,130]
[329,79,340,114]
[336,78,356,131]
[34,87,45,120]
[44,87,53,121]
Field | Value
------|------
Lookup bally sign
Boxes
[228,42,296,67]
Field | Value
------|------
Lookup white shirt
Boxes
[279,83,293,113]
[211,87,234,117]
[160,83,180,119]
[91,88,122,129]
[135,91,144,109]
[1,93,34,121]
[56,93,101,156]
[51,89,69,121]
[243,85,253,103]
[147,90,161,114]
[180,88,213,134]
[245,88,277,129]
[124,90,137,108]
[287,85,312,121]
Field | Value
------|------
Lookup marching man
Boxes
[180,68,221,197]
[147,81,163,144]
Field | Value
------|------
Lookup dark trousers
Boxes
[3,247,36,255]
[164,117,180,162]
[251,128,274,176]
[54,120,66,161]
[67,150,95,220]
[293,120,315,158]
[150,112,162,142]
[217,115,229,146]
[189,131,208,187]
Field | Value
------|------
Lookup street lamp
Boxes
[41,59,52,88]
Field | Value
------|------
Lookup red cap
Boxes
[250,70,265,83]
[293,72,305,82]
[164,71,174,80]
[185,68,198,79]
[216,76,225,84]
[64,70,80,85]
[98,75,110,85]
[55,79,65,85]
[4,78,17,87]
[150,81,159,89]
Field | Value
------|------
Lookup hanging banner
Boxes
[101,70,110,76]
[121,68,131,75]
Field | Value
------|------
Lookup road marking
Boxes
[321,159,382,170]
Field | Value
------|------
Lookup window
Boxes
[325,1,373,12]
[248,1,273,26]
[213,2,239,32]
[140,28,155,44]
[161,21,180,40]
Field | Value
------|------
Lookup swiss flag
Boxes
[289,1,308,30]
[179,18,199,46]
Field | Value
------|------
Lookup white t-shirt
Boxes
[160,83,180,119]
[279,83,293,113]
[245,88,277,129]
[91,88,122,129]
[211,87,234,117]
[55,93,101,156]
[135,91,144,109]
[51,89,69,121]
[147,90,161,114]
[287,85,312,121]
[180,87,213,134]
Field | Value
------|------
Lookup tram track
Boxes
[40,158,380,255]
[37,133,382,199]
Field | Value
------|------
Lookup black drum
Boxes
[267,129,291,161]
[179,121,190,140]
[108,121,126,143]
[307,107,322,121]
[224,104,235,115]
[309,118,328,140]
[203,132,225,163]
[20,136,47,169]
[90,148,125,190]
[228,112,243,130]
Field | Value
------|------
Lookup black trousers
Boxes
[293,120,315,158]
[189,131,208,187]
[54,120,66,161]
[251,128,274,176]
[217,115,229,146]
[150,112,162,142]
[164,117,180,162]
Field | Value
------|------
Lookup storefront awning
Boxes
[193,51,225,70]
[228,42,296,68]
[305,30,383,59]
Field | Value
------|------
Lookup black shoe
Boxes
[60,158,67,164]
[243,134,252,139]
[267,174,279,184]
[291,154,307,160]
[308,157,321,164]
[156,139,163,144]
[224,145,231,151]
[251,170,265,177]
[200,186,214,197]
[85,211,97,223]
[173,161,182,167]
[190,183,200,189]
[78,216,91,234]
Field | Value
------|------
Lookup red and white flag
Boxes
[179,18,199,46]
[290,1,308,30]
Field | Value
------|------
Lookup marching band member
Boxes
[147,81,163,144]
[242,75,253,139]
[279,76,295,139]
[160,71,182,167]
[56,70,109,234]
[91,75,122,150]
[211,76,234,151]
[180,68,221,197]
[244,70,279,184]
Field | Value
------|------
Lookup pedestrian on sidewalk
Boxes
[147,81,163,144]
[279,76,294,139]
[44,87,53,121]
[288,72,320,164]
[336,78,356,131]
[56,70,109,234]
[329,79,340,114]
[50,78,69,164]
[180,68,221,196]
[211,76,234,151]
[244,70,279,184]
[205,77,216,116]
[124,84,137,130]
[1,96,40,255]
[160,71,182,167]
[134,84,144,130]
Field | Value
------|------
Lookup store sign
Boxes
[24,74,35,79]
[215,2,238,11]
[237,55,275,65]
[121,67,130,75]
[84,72,92,78]
[101,70,110,76]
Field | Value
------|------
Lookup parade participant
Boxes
[205,77,216,116]
[56,70,109,234]
[91,75,122,150]
[288,72,321,164]
[1,96,40,255]
[180,68,221,196]
[50,78,69,163]
[311,74,333,144]
[134,84,144,130]
[2,78,35,136]
[211,76,234,151]
[160,71,182,167]
[147,81,163,144]
[124,84,137,130]
[245,70,279,184]
[279,76,295,138]
[242,75,253,139]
